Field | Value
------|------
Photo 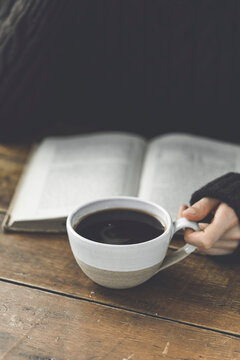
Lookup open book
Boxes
[3,132,240,233]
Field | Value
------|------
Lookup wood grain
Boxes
[1,144,240,338]
[0,144,29,211]
[0,144,30,159]
[0,229,239,336]
[0,281,240,360]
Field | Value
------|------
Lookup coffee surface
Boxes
[74,208,165,245]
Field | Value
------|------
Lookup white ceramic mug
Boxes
[66,196,198,289]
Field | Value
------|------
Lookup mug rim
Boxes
[66,196,173,248]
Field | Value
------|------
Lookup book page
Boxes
[9,132,146,222]
[139,133,240,220]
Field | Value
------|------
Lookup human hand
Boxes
[178,197,240,255]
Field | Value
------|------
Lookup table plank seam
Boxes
[0,277,239,340]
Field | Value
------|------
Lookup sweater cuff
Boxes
[190,172,240,220]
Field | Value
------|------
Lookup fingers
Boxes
[182,197,220,221]
[198,223,240,255]
[198,242,240,256]
[177,204,188,219]
[185,223,240,256]
[222,223,240,240]
[184,203,239,251]
[178,199,240,255]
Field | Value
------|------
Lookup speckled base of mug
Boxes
[76,258,162,289]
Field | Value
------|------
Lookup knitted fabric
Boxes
[190,172,240,220]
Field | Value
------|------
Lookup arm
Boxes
[0,0,70,139]
[179,172,240,256]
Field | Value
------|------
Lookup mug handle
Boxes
[156,217,199,273]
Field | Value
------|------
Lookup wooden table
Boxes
[0,143,240,360]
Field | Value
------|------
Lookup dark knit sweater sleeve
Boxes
[190,172,240,220]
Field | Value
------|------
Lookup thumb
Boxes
[182,197,220,221]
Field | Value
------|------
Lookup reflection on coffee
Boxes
[74,208,165,245]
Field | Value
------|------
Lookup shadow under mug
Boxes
[66,197,198,289]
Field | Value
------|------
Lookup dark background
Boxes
[0,0,239,143]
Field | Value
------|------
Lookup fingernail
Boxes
[184,207,196,215]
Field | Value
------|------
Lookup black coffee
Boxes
[74,208,165,245]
